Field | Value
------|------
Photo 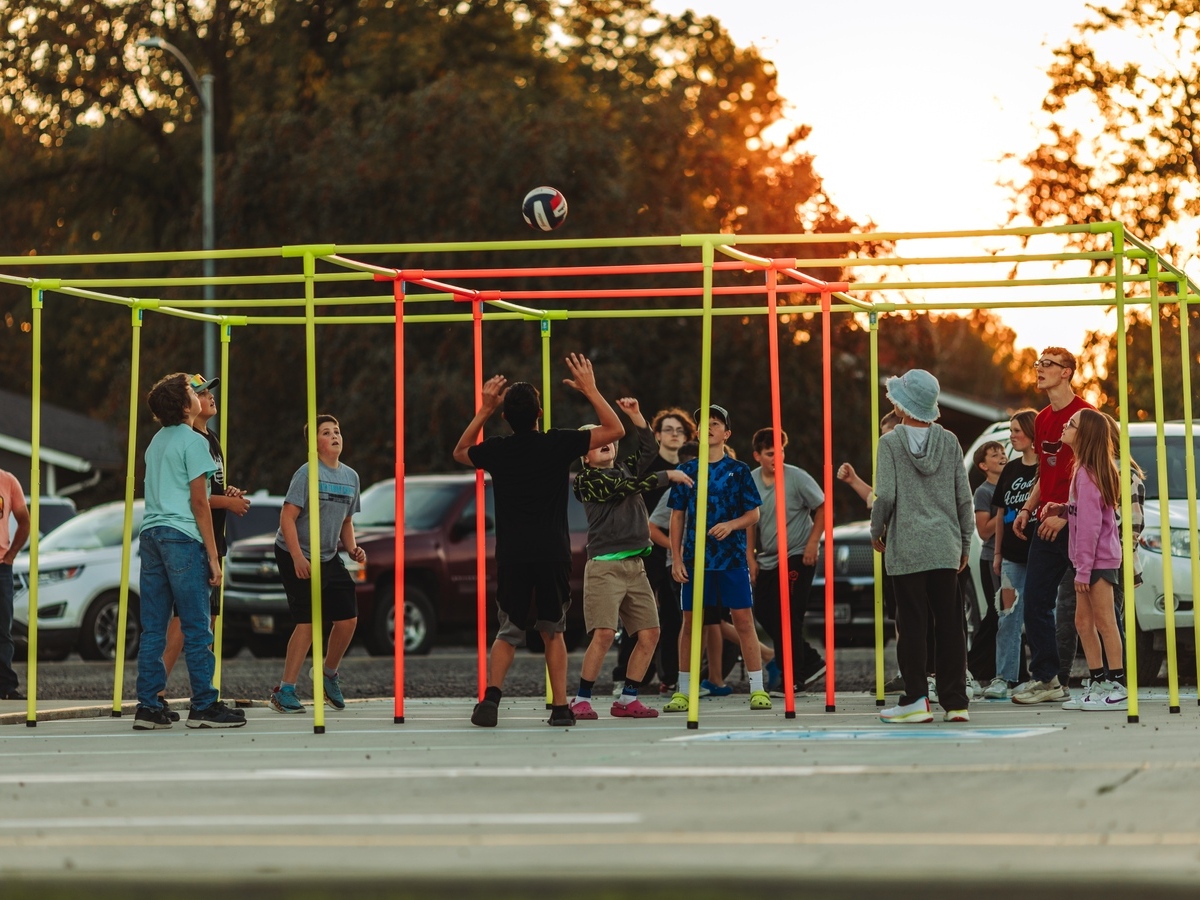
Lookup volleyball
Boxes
[522,186,568,231]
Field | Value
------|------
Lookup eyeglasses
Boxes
[1063,419,1079,430]
[1033,359,1069,370]
[659,426,687,436]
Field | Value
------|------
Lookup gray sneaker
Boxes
[983,677,1011,700]
[1011,678,1068,705]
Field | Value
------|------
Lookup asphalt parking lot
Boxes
[3,685,1200,899]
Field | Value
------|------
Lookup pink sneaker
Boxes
[570,700,599,720]
[610,699,659,718]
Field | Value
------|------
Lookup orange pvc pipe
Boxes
[473,300,488,700]
[821,291,836,712]
[765,268,796,717]
[392,278,406,723]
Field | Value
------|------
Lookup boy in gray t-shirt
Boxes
[269,415,367,715]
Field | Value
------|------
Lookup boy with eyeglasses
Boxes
[1011,347,1094,704]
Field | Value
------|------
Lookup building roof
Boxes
[0,388,123,471]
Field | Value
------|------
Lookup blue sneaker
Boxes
[700,679,733,697]
[269,684,305,714]
[323,672,346,710]
[764,659,783,693]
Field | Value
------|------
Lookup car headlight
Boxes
[37,566,85,584]
[1139,529,1192,558]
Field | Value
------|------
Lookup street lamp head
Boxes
[136,37,165,49]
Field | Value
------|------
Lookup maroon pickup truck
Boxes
[221,474,590,655]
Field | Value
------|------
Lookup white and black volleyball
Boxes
[521,186,568,231]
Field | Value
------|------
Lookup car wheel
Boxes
[78,591,140,660]
[1135,620,1165,686]
[369,582,437,656]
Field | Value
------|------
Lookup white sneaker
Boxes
[983,677,1011,700]
[880,696,933,723]
[966,672,982,700]
[1061,679,1092,711]
[926,676,939,705]
[1082,680,1128,711]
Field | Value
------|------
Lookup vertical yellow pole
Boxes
[1111,226,1139,723]
[1178,281,1200,701]
[542,318,553,709]
[1146,257,1181,710]
[870,312,885,706]
[25,286,44,727]
[213,321,231,689]
[686,241,715,731]
[304,251,326,735]
[111,306,144,716]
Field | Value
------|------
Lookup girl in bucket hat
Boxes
[870,370,974,724]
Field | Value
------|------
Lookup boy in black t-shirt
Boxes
[453,353,624,727]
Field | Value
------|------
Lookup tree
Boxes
[1009,0,1200,260]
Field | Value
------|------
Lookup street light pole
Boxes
[137,38,218,387]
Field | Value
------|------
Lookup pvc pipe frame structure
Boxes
[7,223,1200,731]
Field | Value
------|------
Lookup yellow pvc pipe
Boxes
[1111,227,1140,723]
[212,323,232,690]
[24,286,44,726]
[303,251,327,735]
[111,306,144,717]
[1146,259,1181,710]
[870,313,884,707]
[685,241,716,730]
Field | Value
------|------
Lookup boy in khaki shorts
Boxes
[571,398,693,719]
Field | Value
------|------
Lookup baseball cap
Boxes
[693,404,730,428]
[188,374,219,393]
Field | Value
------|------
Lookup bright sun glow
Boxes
[651,0,1186,353]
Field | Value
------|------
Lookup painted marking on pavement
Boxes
[665,726,1062,742]
[2,830,1200,849]
[0,812,640,830]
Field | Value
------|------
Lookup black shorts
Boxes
[274,545,359,624]
[496,557,572,632]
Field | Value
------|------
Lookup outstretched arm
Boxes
[564,353,624,449]
[453,375,507,466]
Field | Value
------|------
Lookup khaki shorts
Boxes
[582,557,660,634]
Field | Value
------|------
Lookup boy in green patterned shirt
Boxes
[570,398,693,719]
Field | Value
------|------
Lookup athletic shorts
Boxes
[680,566,754,612]
[1088,568,1120,587]
[494,557,572,643]
[275,545,359,624]
[582,557,659,634]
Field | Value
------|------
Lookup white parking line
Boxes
[0,812,641,829]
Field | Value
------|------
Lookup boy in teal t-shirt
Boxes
[135,373,246,730]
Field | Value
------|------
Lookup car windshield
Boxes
[356,480,464,530]
[1130,435,1200,500]
[39,504,143,552]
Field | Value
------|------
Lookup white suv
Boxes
[12,494,284,660]
[963,421,1197,683]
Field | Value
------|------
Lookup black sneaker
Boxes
[133,705,174,730]
[471,699,498,727]
[158,697,181,722]
[1,689,26,701]
[802,660,827,688]
[547,705,576,727]
[186,700,248,729]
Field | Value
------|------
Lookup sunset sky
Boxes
[653,0,1143,353]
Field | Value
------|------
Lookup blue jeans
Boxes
[996,560,1026,684]
[136,526,217,711]
[1022,525,1074,683]
[0,563,17,694]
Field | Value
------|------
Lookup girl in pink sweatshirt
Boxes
[1048,408,1126,711]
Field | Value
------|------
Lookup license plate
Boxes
[250,615,276,634]
[833,603,852,624]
